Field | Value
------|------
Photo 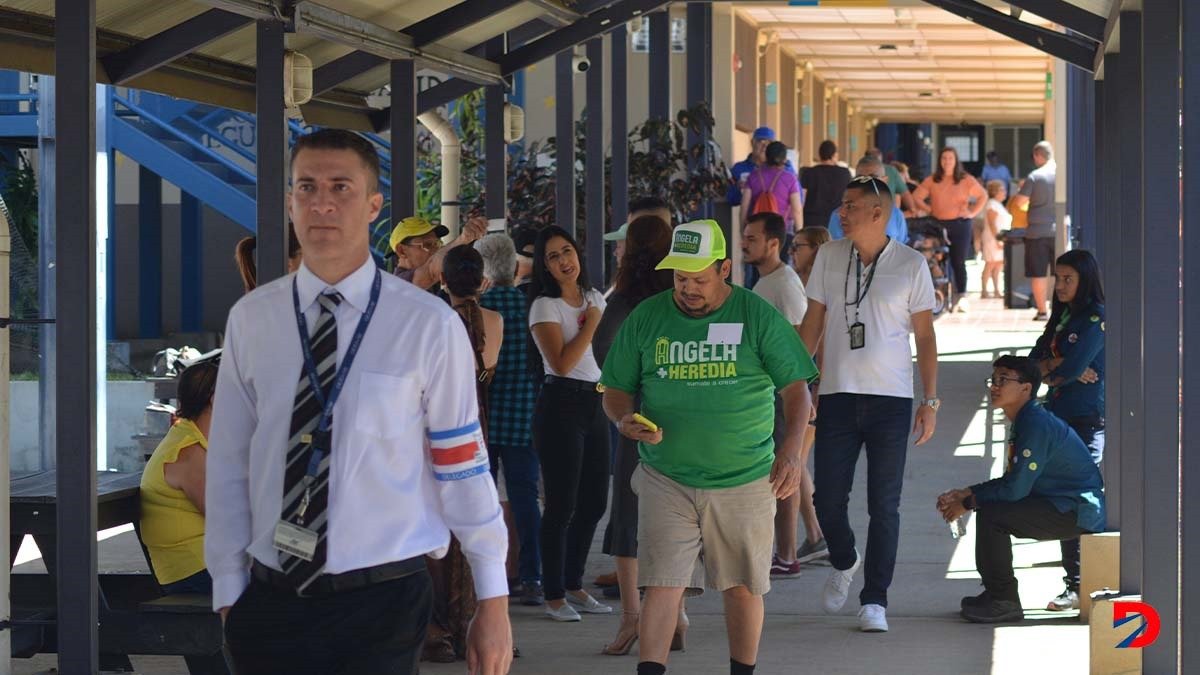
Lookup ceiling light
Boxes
[878,44,898,51]
[919,92,934,97]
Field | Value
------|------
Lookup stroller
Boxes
[907,217,954,316]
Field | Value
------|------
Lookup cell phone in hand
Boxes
[632,413,658,433]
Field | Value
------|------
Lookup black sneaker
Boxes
[520,581,545,606]
[960,590,993,610]
[961,598,1024,624]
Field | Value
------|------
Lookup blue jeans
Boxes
[813,393,912,608]
[492,443,543,584]
[1058,419,1105,587]
[160,568,213,595]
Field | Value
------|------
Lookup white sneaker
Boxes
[566,591,613,614]
[545,602,582,622]
[858,604,888,632]
[821,549,861,614]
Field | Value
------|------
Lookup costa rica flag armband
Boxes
[428,421,490,481]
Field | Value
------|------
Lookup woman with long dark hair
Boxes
[592,215,675,654]
[419,244,504,662]
[1028,248,1105,613]
[527,226,613,622]
[140,356,220,595]
[912,147,988,312]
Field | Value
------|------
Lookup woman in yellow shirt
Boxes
[140,357,218,594]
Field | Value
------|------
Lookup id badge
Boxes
[849,322,866,350]
[274,520,318,561]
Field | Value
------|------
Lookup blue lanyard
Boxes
[291,269,382,477]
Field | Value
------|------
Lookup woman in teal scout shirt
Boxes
[1028,248,1105,612]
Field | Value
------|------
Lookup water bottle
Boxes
[949,516,967,539]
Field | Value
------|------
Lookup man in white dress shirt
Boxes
[206,129,512,674]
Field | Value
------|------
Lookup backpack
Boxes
[751,168,786,217]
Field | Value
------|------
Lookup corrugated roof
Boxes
[0,0,576,130]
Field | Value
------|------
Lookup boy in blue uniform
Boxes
[937,356,1106,623]
[1029,249,1105,610]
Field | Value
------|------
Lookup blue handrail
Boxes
[175,113,258,165]
[111,94,257,185]
[0,94,38,102]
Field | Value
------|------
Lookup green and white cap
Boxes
[603,222,629,241]
[656,220,727,273]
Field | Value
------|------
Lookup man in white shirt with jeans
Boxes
[799,175,940,633]
[206,129,512,674]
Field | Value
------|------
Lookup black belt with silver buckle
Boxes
[543,375,603,394]
[251,557,424,596]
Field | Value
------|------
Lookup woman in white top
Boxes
[527,226,614,622]
[982,180,1013,299]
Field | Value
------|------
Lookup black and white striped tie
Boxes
[279,290,340,592]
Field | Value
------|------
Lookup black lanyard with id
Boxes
[275,270,381,561]
[843,241,884,350]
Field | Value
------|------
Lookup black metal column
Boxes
[1092,77,1104,264]
[391,59,417,223]
[555,50,576,231]
[137,166,161,338]
[55,0,99,669]
[585,37,605,288]
[1101,53,1123,531]
[1141,1,1181,667]
[1117,13,1145,593]
[1182,0,1200,667]
[1066,63,1095,252]
[611,26,629,228]
[687,3,713,220]
[649,10,670,124]
[256,20,287,283]
[485,37,506,230]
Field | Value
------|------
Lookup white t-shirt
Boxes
[806,238,935,398]
[986,199,1013,231]
[753,263,808,325]
[529,289,607,382]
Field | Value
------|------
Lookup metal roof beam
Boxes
[291,1,502,85]
[1004,0,1107,43]
[374,0,667,131]
[918,0,1095,71]
[405,0,526,47]
[526,0,585,27]
[100,9,253,85]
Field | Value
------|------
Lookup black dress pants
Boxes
[224,570,433,674]
[941,218,974,294]
[975,498,1086,603]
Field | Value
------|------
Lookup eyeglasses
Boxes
[850,175,885,197]
[986,375,1022,388]
[404,238,442,253]
[790,242,816,251]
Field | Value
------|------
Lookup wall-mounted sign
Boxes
[765,82,778,105]
[801,104,812,124]
[828,122,837,138]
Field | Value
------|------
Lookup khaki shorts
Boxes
[632,462,776,596]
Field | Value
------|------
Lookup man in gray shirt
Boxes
[1010,141,1056,320]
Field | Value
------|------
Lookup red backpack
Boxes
[750,168,786,216]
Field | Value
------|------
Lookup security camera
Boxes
[572,54,591,74]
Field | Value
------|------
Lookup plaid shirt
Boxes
[480,285,538,446]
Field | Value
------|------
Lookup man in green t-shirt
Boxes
[600,220,818,675]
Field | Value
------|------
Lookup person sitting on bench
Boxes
[936,355,1106,624]
[141,353,220,595]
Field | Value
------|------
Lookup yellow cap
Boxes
[389,216,449,254]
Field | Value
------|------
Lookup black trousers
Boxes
[1058,419,1105,589]
[534,381,611,602]
[941,218,974,294]
[224,570,432,674]
[975,498,1086,603]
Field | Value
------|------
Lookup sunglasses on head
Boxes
[850,175,886,197]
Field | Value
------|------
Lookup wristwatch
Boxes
[920,397,941,412]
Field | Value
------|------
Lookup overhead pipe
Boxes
[417,110,461,238]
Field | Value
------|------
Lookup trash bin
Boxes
[1000,230,1033,309]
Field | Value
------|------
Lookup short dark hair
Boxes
[844,176,893,213]
[765,141,788,167]
[629,195,669,215]
[747,212,786,249]
[511,226,538,255]
[818,140,837,161]
[993,355,1042,394]
[442,244,485,298]
[177,360,219,420]
[291,128,381,193]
